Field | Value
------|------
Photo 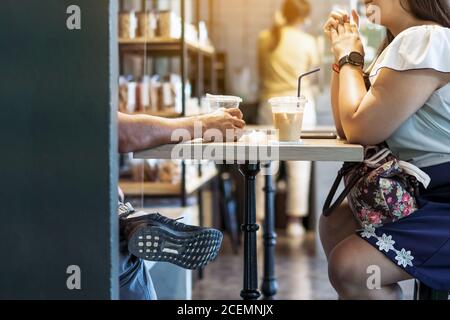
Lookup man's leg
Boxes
[119,250,157,300]
[119,202,223,270]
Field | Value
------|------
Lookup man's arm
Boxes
[118,109,245,153]
[118,112,196,153]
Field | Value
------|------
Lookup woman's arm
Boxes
[324,10,351,139]
[118,108,245,153]
[328,11,449,145]
[339,67,448,145]
[331,68,345,138]
[337,63,367,141]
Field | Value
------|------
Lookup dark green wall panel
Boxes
[0,0,119,299]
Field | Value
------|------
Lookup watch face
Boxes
[349,52,364,65]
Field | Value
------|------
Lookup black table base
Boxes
[238,162,278,300]
[261,162,277,299]
[239,163,261,300]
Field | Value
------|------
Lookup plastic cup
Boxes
[269,96,307,142]
[205,94,243,111]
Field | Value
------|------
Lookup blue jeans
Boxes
[119,250,157,300]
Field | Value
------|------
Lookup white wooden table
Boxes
[135,138,363,162]
[134,136,364,300]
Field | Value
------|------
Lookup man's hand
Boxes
[199,108,246,142]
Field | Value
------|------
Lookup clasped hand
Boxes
[323,9,365,62]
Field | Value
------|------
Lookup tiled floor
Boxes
[192,232,339,300]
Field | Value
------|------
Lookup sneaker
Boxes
[119,203,223,270]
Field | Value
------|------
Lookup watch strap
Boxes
[339,52,364,69]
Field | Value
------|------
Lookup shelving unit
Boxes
[118,0,218,206]
[119,37,215,57]
[119,165,217,196]
[118,0,217,115]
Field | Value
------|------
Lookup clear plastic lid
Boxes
[206,94,243,110]
[269,96,307,112]
[268,96,307,106]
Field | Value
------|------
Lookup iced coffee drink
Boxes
[269,97,307,142]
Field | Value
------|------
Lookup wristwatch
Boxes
[338,52,365,70]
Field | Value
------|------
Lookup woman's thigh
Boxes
[319,202,360,259]
[329,235,412,288]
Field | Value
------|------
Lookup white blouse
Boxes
[369,25,450,168]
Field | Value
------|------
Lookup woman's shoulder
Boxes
[395,24,449,38]
[388,25,449,54]
[370,25,450,78]
[392,25,449,47]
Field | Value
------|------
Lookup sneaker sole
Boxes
[128,225,223,270]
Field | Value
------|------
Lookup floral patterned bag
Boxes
[323,146,431,227]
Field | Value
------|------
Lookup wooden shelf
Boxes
[119,37,215,57]
[120,180,180,196]
[119,166,218,196]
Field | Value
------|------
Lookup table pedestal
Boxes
[261,162,277,299]
[239,163,261,300]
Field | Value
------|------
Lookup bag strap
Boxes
[322,163,363,217]
[398,160,431,188]
[364,148,391,167]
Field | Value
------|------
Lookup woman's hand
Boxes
[323,9,350,38]
[200,108,246,142]
[324,10,364,61]
[324,10,350,61]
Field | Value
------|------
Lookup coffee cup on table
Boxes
[269,96,307,142]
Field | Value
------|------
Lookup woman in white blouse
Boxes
[321,0,450,299]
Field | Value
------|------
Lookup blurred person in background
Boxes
[257,0,320,238]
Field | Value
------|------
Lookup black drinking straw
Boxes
[298,68,321,98]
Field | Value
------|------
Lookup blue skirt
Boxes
[358,162,450,291]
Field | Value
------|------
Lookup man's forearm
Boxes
[118,112,200,153]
